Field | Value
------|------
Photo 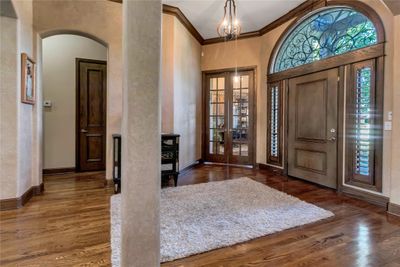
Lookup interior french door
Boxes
[204,69,254,165]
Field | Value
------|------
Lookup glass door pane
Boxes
[207,75,226,162]
[229,71,251,164]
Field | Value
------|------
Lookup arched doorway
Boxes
[266,2,385,192]
[42,33,108,173]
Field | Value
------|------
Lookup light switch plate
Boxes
[388,111,393,121]
[384,121,392,131]
[43,100,52,107]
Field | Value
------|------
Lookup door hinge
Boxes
[337,76,340,82]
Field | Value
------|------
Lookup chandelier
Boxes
[217,0,241,40]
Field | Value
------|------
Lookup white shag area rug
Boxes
[110,177,334,265]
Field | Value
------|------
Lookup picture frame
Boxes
[21,53,36,105]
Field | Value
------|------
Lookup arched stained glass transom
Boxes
[272,7,378,73]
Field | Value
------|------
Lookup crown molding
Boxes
[162,4,204,44]
[107,0,204,44]
[109,0,326,45]
[203,0,326,45]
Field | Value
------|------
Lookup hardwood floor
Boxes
[1,164,399,266]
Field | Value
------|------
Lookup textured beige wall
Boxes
[201,24,287,164]
[161,14,202,170]
[172,15,202,169]
[42,35,107,169]
[162,15,174,133]
[390,14,400,205]
[33,0,122,180]
[0,0,43,198]
[0,16,18,199]
[201,0,396,199]
[15,0,35,197]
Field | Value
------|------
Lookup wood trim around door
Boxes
[202,66,257,166]
[75,58,107,172]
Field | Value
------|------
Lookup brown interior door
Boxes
[205,73,228,163]
[228,71,254,165]
[204,70,254,165]
[288,68,338,189]
[76,58,107,172]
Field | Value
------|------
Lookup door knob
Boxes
[81,129,88,133]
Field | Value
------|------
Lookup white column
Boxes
[121,0,161,266]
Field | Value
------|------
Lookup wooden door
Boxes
[288,68,338,189]
[76,58,107,172]
[228,71,254,165]
[205,73,228,163]
[204,70,254,165]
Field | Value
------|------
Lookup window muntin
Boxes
[273,7,378,73]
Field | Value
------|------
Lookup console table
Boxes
[112,134,180,193]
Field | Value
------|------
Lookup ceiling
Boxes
[163,0,307,39]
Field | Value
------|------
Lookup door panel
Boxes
[77,59,107,171]
[228,71,254,165]
[288,68,338,189]
[204,70,254,165]
[206,74,227,163]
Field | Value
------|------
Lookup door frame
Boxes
[202,66,257,167]
[75,58,107,172]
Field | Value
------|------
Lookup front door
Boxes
[204,70,255,165]
[288,68,338,189]
[76,58,107,171]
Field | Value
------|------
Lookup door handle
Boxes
[327,136,336,142]
[81,129,88,133]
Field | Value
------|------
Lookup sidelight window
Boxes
[346,59,383,191]
[267,82,282,166]
[354,67,372,176]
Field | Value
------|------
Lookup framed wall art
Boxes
[21,53,36,105]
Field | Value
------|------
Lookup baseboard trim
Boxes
[180,159,204,175]
[104,179,114,188]
[43,167,76,175]
[257,163,284,174]
[0,183,44,211]
[340,185,389,208]
[388,203,400,217]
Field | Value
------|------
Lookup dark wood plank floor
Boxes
[0,164,399,266]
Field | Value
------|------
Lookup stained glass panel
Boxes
[273,7,378,73]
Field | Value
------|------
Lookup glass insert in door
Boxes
[209,77,225,155]
[232,74,249,157]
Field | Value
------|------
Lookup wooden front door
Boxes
[288,68,338,189]
[76,58,107,172]
[204,69,255,165]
